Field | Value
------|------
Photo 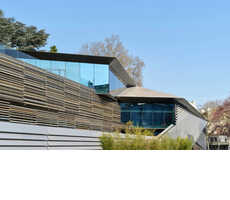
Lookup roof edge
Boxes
[22,51,136,88]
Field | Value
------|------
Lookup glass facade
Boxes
[20,58,110,93]
[0,46,126,93]
[120,103,175,129]
[109,70,125,91]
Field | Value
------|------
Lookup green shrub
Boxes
[124,121,154,136]
[100,133,193,150]
[100,134,114,150]
[100,123,193,150]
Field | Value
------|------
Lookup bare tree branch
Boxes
[79,35,145,86]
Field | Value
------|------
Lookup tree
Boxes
[0,10,49,50]
[50,45,58,53]
[205,97,230,136]
[211,97,230,122]
[79,35,145,86]
[202,100,222,110]
[0,9,3,18]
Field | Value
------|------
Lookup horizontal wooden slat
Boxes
[0,53,124,133]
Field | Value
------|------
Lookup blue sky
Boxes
[1,0,230,105]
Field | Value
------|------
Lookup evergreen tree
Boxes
[0,9,3,18]
[0,9,49,50]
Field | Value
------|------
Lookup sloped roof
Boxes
[110,87,179,98]
[111,87,205,120]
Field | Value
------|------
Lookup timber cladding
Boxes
[0,54,123,132]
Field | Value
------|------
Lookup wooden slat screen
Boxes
[0,54,124,132]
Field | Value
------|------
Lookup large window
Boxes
[0,46,126,93]
[19,59,110,93]
[120,103,175,129]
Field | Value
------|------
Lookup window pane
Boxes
[120,103,175,129]
[80,63,94,87]
[66,62,80,83]
[121,112,130,123]
[142,112,153,127]
[109,70,125,91]
[131,111,141,126]
[94,64,109,93]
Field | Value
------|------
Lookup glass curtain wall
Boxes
[120,103,175,129]
[0,46,126,93]
[21,58,110,93]
[109,70,125,91]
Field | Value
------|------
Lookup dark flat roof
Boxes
[22,51,136,87]
[22,51,114,64]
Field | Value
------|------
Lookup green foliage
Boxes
[100,124,193,150]
[50,45,58,53]
[0,9,3,18]
[100,133,193,150]
[125,121,154,136]
[0,10,49,50]
[100,134,114,150]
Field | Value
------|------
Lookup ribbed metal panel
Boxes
[47,136,100,142]
[0,121,103,150]
[0,146,46,150]
[0,132,47,140]
[167,104,207,149]
[47,146,102,150]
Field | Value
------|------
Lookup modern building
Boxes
[207,135,229,150]
[0,44,207,149]
[111,87,207,149]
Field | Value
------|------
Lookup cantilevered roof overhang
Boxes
[110,87,178,98]
[23,51,136,88]
[111,87,205,120]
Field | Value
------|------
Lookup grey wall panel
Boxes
[0,121,103,150]
[196,131,206,149]
[0,146,47,150]
[48,141,101,146]
[0,122,103,137]
[0,132,47,140]
[48,146,102,150]
[167,104,207,149]
[48,135,100,142]
[0,122,48,135]
[46,126,102,137]
[0,140,47,146]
